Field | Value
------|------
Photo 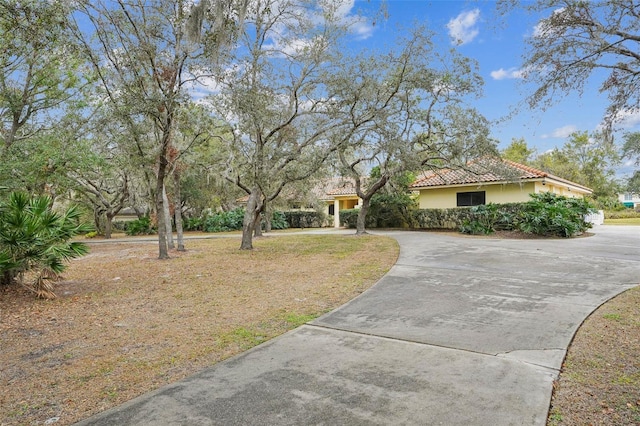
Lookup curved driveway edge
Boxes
[76,226,639,426]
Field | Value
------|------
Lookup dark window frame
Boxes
[456,191,486,207]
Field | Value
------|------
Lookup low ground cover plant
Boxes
[0,192,90,298]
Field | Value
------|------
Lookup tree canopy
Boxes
[512,0,640,127]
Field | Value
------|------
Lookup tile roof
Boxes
[410,157,591,192]
[326,180,358,196]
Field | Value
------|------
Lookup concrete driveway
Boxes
[76,225,639,426]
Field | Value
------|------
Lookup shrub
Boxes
[125,216,156,236]
[111,220,128,231]
[269,211,289,230]
[413,207,476,229]
[339,209,376,229]
[368,193,418,228]
[202,208,244,232]
[518,192,594,237]
[460,204,517,235]
[283,210,326,228]
[460,204,499,235]
[183,216,203,231]
[0,192,91,298]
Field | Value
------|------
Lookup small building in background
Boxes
[619,192,640,209]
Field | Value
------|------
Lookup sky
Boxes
[340,0,639,173]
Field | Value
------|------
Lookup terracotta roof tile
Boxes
[410,157,591,192]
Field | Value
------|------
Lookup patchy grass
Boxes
[605,218,640,225]
[0,234,398,426]
[548,286,640,425]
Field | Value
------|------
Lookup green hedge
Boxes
[414,203,524,230]
[283,211,326,228]
[339,209,375,228]
[340,194,593,238]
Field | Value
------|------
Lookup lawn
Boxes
[604,217,640,225]
[0,233,399,426]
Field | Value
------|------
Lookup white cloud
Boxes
[447,9,480,46]
[532,8,565,39]
[612,109,640,129]
[490,67,525,80]
[311,0,373,40]
[541,125,578,139]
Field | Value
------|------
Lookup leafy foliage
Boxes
[530,132,619,200]
[124,216,156,236]
[368,192,418,228]
[460,204,515,235]
[283,211,326,228]
[268,211,289,230]
[202,208,245,232]
[340,209,374,229]
[186,209,292,232]
[518,193,594,237]
[501,138,536,164]
[0,192,91,298]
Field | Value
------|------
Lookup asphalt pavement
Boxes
[76,225,640,426]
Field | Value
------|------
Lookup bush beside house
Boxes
[342,193,594,238]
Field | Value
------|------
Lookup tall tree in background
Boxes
[622,132,640,193]
[510,0,640,128]
[501,138,536,164]
[73,0,246,258]
[332,28,495,235]
[532,131,619,199]
[0,0,84,157]
[213,0,361,250]
[0,0,94,201]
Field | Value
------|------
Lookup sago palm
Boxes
[0,192,91,298]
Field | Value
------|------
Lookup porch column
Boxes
[333,199,340,228]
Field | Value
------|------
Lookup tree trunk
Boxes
[174,169,185,251]
[93,210,103,235]
[163,184,174,249]
[240,187,262,250]
[104,214,114,239]
[264,203,272,233]
[254,213,263,237]
[355,197,371,236]
[156,157,169,259]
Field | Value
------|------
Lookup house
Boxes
[410,157,593,209]
[318,179,362,228]
[618,192,640,209]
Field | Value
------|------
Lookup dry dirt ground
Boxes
[0,233,398,426]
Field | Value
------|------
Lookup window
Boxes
[457,191,486,207]
[328,204,335,215]
[624,193,633,201]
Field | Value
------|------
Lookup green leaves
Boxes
[458,194,594,237]
[0,192,91,298]
[518,192,594,238]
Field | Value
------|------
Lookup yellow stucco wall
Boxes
[324,196,362,227]
[417,181,584,209]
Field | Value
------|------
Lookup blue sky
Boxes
[344,0,640,166]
